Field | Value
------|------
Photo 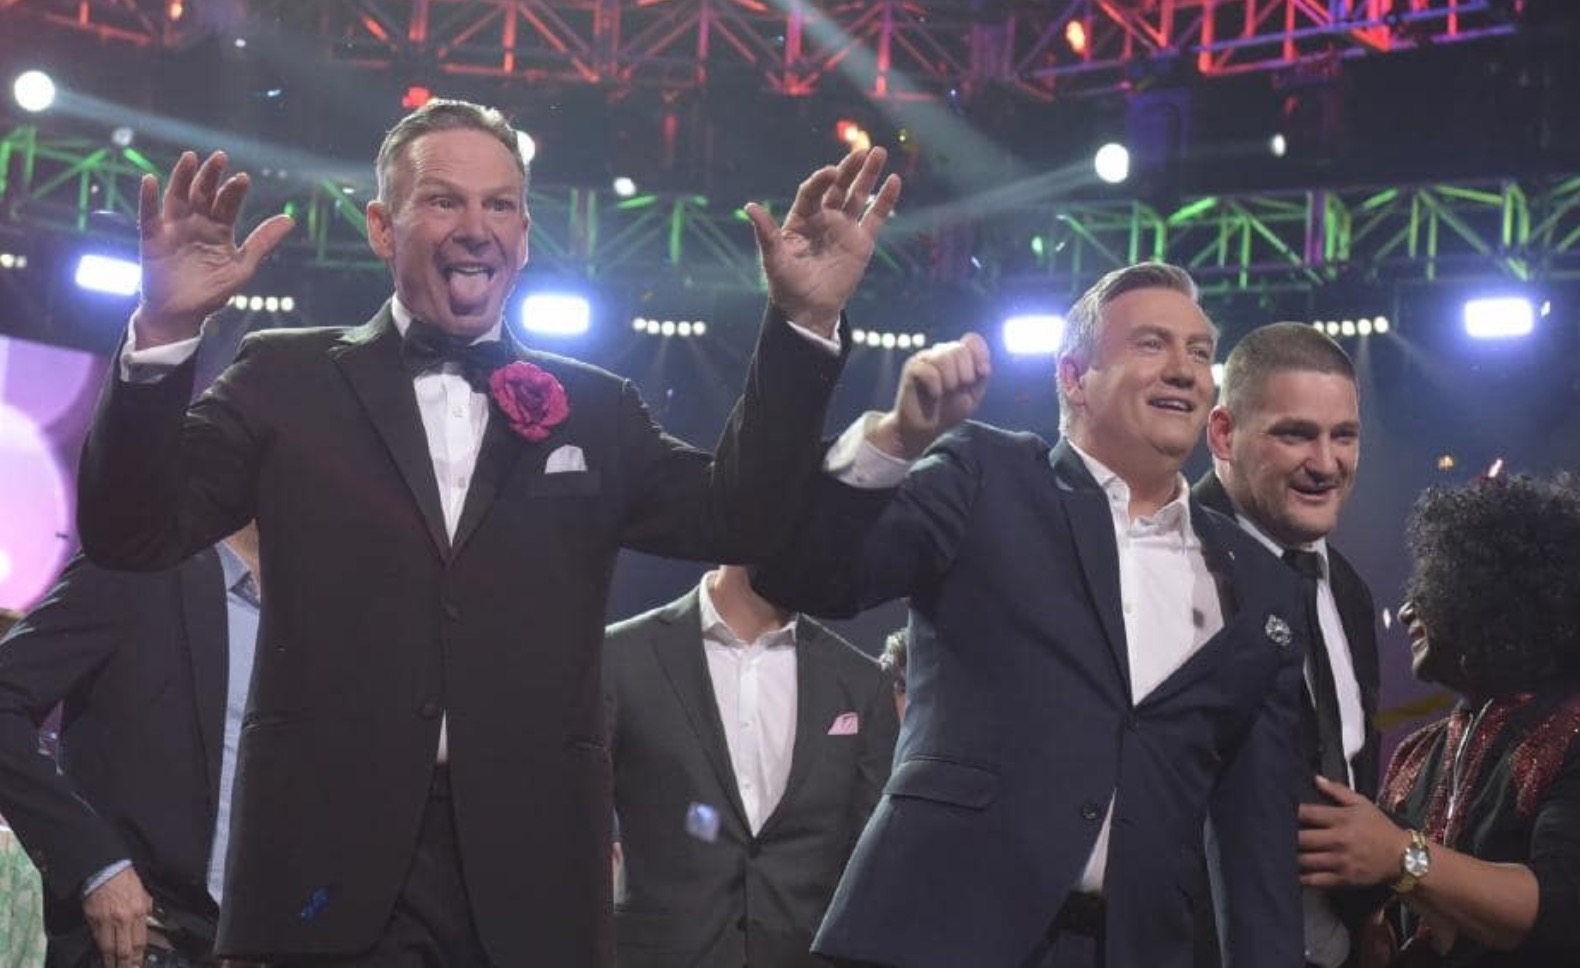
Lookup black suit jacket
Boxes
[75,304,844,966]
[755,427,1309,968]
[605,590,899,968]
[1191,470,1381,796]
[0,550,228,943]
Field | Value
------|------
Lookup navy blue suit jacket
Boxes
[754,425,1309,968]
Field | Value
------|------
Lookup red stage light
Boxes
[402,85,434,110]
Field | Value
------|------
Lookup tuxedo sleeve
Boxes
[1205,607,1307,968]
[614,306,848,564]
[0,556,136,901]
[79,333,266,571]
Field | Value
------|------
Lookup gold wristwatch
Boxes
[1391,829,1432,894]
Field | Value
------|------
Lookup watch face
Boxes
[1404,844,1431,878]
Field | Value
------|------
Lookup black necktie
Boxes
[1283,548,1350,786]
[401,318,515,392]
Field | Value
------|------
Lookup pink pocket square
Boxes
[827,712,860,736]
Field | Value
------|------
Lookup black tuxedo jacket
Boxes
[755,427,1310,968]
[0,550,228,943]
[1191,470,1381,796]
[75,304,845,966]
[605,590,899,968]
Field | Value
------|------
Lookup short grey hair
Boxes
[1219,321,1357,420]
[1056,261,1201,433]
[375,98,528,208]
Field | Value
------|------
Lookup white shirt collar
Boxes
[1233,511,1329,572]
[696,571,798,649]
[1065,440,1194,536]
[389,295,504,344]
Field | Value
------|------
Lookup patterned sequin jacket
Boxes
[1380,683,1580,967]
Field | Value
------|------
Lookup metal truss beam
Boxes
[5,124,1577,299]
[1,0,1519,100]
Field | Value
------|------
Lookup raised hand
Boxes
[744,147,901,338]
[870,333,992,460]
[134,150,295,347]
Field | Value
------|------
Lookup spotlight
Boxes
[612,176,637,198]
[13,70,56,114]
[1373,316,1389,334]
[896,334,913,349]
[911,333,926,347]
[1002,314,1065,356]
[1270,133,1287,158]
[280,296,295,313]
[1357,318,1373,336]
[247,296,264,311]
[73,254,140,297]
[1463,297,1534,339]
[631,316,647,331]
[516,131,537,166]
[519,292,591,336]
[263,296,280,313]
[880,333,897,349]
[110,126,135,149]
[1093,143,1129,185]
[660,320,676,336]
[852,329,868,345]
[1340,319,1356,337]
[693,322,707,336]
[1064,21,1089,57]
[677,321,693,337]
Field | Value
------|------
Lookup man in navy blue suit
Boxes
[755,262,1309,967]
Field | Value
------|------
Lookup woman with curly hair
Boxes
[1297,473,1580,967]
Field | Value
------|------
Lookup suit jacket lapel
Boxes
[649,593,751,830]
[452,344,554,558]
[180,548,230,814]
[1140,506,1249,708]
[759,624,839,838]
[329,307,450,559]
[1048,441,1131,694]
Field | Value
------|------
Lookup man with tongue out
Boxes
[75,98,900,968]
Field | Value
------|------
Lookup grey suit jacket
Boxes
[605,590,899,968]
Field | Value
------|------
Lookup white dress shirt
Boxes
[1234,516,1364,968]
[696,573,799,835]
[826,420,1224,894]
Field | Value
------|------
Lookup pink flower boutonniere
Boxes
[488,361,570,442]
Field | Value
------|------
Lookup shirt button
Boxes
[1123,601,1133,614]
[1080,800,1102,821]
[443,602,461,620]
[457,476,469,490]
[451,406,464,417]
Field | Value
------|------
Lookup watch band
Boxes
[1391,828,1431,894]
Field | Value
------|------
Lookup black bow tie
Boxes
[401,318,516,392]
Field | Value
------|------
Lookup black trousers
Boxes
[275,767,493,968]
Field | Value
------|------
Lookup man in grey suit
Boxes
[605,565,899,967]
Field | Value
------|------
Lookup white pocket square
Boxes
[544,444,587,474]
